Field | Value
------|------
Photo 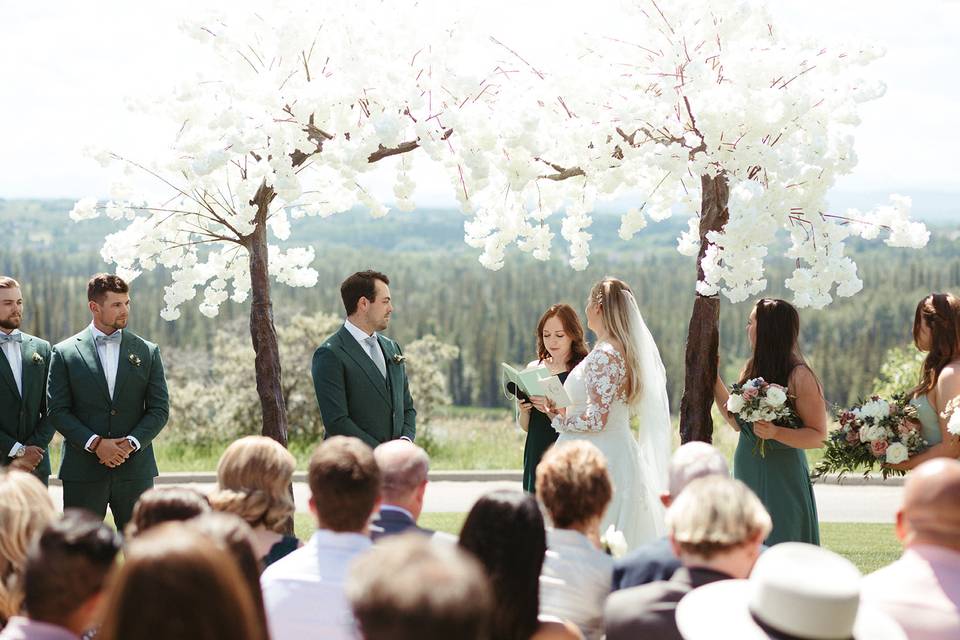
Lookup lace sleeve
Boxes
[552,346,625,433]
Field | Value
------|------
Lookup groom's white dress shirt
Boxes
[1,329,25,457]
[261,529,372,640]
[344,319,386,378]
[83,324,140,453]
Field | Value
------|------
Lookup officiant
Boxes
[515,304,587,492]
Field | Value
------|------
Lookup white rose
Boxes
[726,395,746,414]
[601,525,628,559]
[948,410,960,437]
[885,442,909,464]
[766,386,788,407]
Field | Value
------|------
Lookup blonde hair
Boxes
[0,470,56,625]
[590,277,643,405]
[0,277,20,289]
[209,436,296,533]
[666,476,771,559]
[536,441,612,529]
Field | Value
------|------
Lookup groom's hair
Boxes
[341,270,390,315]
[87,273,129,303]
[0,276,20,289]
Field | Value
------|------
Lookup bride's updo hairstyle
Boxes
[911,292,960,399]
[590,278,643,405]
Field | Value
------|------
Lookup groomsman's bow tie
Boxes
[95,333,122,346]
[0,333,22,344]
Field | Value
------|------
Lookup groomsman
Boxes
[0,277,54,485]
[47,274,169,531]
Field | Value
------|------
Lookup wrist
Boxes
[90,436,103,452]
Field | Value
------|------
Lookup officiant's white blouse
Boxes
[539,528,613,640]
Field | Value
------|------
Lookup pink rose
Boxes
[898,420,918,436]
[839,411,856,427]
[845,430,860,444]
[743,388,759,401]
[870,439,889,457]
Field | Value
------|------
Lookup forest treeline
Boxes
[3,198,959,411]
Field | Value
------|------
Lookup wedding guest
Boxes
[0,277,54,486]
[261,436,380,640]
[124,487,210,537]
[517,304,588,493]
[613,441,729,589]
[0,471,56,629]
[675,542,905,640]
[98,525,264,640]
[888,293,960,471]
[187,512,269,640]
[370,440,433,540]
[0,510,121,640]
[605,477,770,640]
[714,298,825,545]
[535,441,613,640]
[861,458,960,638]
[459,490,582,640]
[347,534,493,640]
[209,436,300,566]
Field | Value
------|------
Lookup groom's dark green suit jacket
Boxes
[312,325,416,448]
[47,328,169,482]
[0,332,54,480]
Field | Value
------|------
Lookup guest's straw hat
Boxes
[675,543,905,640]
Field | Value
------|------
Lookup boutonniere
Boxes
[32,353,44,366]
[392,353,406,365]
[128,353,142,367]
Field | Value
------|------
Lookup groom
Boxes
[312,270,416,448]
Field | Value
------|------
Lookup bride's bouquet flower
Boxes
[942,396,960,437]
[812,394,926,480]
[726,378,801,457]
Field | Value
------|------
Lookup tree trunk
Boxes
[679,174,730,443]
[246,184,289,446]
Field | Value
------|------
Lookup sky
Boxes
[2,0,958,218]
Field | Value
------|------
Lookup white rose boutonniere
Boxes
[128,353,142,367]
[392,353,406,365]
[32,353,44,366]
[601,525,628,558]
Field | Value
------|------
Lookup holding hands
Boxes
[94,437,134,468]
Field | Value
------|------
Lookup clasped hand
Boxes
[529,396,566,418]
[9,445,44,471]
[96,438,134,468]
[753,420,780,440]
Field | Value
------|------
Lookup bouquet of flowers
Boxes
[726,378,802,457]
[812,394,926,480]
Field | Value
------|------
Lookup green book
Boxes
[501,363,572,408]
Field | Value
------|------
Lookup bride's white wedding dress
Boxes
[552,341,666,550]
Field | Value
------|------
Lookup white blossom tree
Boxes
[73,0,930,445]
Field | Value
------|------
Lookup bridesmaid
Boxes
[714,298,826,545]
[517,304,589,493]
[887,293,960,471]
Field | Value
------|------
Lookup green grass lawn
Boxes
[293,514,899,575]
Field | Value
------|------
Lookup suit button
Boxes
[110,409,118,416]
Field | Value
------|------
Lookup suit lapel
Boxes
[336,327,390,405]
[75,330,112,402]
[0,340,18,398]
[112,332,136,401]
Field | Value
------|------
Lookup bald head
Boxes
[899,458,960,550]
[666,442,729,502]
[374,440,430,504]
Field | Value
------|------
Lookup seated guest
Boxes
[209,436,300,567]
[536,441,613,640]
[0,470,56,629]
[187,513,269,640]
[98,525,264,640]
[605,477,770,640]
[613,441,729,589]
[347,534,493,640]
[459,490,582,640]
[124,487,210,537]
[675,542,905,640]
[0,510,120,640]
[861,458,960,639]
[261,436,380,640]
[370,440,432,540]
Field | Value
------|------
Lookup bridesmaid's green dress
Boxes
[522,371,569,493]
[911,395,943,447]
[734,416,821,546]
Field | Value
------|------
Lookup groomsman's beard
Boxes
[0,315,21,330]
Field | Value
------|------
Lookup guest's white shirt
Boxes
[539,528,614,640]
[261,529,372,640]
[861,544,960,640]
[1,329,24,457]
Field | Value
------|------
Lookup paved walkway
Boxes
[46,477,903,523]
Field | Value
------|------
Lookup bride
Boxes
[533,277,671,549]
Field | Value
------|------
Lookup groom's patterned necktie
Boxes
[364,335,387,379]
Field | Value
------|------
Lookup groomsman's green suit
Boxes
[312,325,416,448]
[47,327,169,531]
[0,332,54,484]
